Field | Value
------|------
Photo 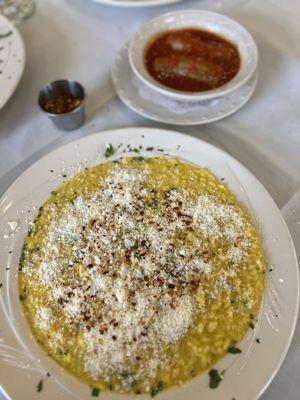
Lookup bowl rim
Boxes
[128,9,259,101]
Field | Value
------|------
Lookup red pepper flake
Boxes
[43,94,82,114]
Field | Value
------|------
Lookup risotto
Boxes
[19,156,266,396]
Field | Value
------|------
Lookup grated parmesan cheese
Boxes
[24,162,252,386]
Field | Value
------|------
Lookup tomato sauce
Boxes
[144,28,240,92]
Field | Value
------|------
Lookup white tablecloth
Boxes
[0,0,299,399]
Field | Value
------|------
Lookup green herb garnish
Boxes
[37,379,43,392]
[228,347,242,354]
[150,381,164,397]
[209,369,222,389]
[120,371,130,379]
[19,293,27,301]
[249,321,255,329]
[19,247,26,271]
[0,31,12,39]
[120,371,137,387]
[57,349,68,356]
[144,198,159,208]
[104,144,114,158]
[76,321,84,330]
[91,387,100,397]
[146,147,154,151]
[256,338,261,344]
[130,243,139,251]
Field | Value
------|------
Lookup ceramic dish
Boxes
[129,10,258,102]
[0,128,298,400]
[112,44,258,125]
[0,13,25,111]
[92,0,182,8]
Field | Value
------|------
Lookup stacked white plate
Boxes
[0,13,25,111]
[111,10,258,125]
[92,0,183,7]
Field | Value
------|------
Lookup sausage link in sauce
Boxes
[144,29,240,92]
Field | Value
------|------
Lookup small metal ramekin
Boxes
[38,80,86,131]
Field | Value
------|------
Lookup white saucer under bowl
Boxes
[111,44,257,125]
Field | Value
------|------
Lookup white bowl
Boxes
[129,10,258,102]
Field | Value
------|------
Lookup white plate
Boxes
[111,45,257,125]
[0,14,25,110]
[92,0,182,8]
[0,127,298,400]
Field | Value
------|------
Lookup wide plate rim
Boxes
[0,127,299,400]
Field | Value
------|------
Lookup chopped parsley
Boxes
[91,387,100,397]
[134,156,145,162]
[57,349,68,356]
[120,371,137,387]
[19,250,26,272]
[37,379,43,392]
[130,242,139,251]
[150,381,164,397]
[144,198,159,208]
[19,290,27,301]
[228,346,242,354]
[146,147,154,151]
[0,31,12,39]
[249,321,255,329]
[104,144,114,158]
[256,338,261,344]
[120,371,131,379]
[0,283,3,289]
[209,369,222,389]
